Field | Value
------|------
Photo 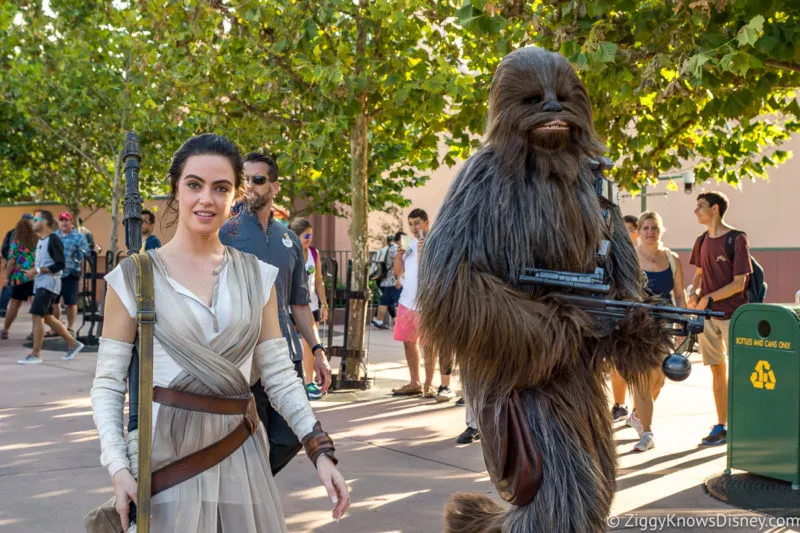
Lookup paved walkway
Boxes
[0,312,796,532]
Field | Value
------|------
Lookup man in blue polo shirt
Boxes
[220,151,331,475]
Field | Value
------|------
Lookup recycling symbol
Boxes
[750,360,776,390]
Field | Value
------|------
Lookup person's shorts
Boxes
[698,317,730,366]
[393,304,420,343]
[30,289,59,317]
[11,281,34,302]
[379,285,401,308]
[59,274,81,306]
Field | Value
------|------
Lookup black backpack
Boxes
[698,230,767,303]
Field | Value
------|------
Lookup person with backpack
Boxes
[371,232,402,329]
[688,191,758,446]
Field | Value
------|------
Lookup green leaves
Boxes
[683,53,712,77]
[737,15,765,48]
[596,42,618,63]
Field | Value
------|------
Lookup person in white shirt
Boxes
[391,209,456,402]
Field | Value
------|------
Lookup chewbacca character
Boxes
[417,47,673,532]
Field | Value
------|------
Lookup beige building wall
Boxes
[362,133,800,248]
[618,133,800,251]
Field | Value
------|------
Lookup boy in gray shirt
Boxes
[18,210,84,365]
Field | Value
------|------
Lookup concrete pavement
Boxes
[0,311,796,532]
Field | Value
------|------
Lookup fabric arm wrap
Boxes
[254,337,337,466]
[90,337,134,479]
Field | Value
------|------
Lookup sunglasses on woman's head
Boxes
[248,175,278,185]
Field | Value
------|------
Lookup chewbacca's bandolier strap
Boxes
[590,156,617,225]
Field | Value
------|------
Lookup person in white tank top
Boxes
[290,218,328,400]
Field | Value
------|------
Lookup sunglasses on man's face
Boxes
[33,217,45,222]
[248,175,278,186]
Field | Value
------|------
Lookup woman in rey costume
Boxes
[91,133,350,532]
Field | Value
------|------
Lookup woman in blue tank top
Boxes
[627,211,688,452]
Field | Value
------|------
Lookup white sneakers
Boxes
[634,432,655,452]
[627,412,644,438]
[626,412,655,452]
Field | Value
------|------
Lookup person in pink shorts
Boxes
[391,209,456,402]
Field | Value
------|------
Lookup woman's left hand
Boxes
[316,455,350,521]
[320,305,329,323]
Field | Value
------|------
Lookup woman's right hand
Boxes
[112,468,138,530]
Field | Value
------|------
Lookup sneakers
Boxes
[455,397,465,407]
[457,426,480,444]
[306,383,324,400]
[701,424,727,446]
[0,329,8,340]
[371,319,389,330]
[634,432,655,452]
[422,384,437,398]
[63,341,85,361]
[435,386,457,403]
[18,354,43,365]
[392,383,422,396]
[627,412,645,438]
[611,403,629,422]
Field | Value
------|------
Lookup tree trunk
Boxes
[342,0,371,384]
[345,111,370,382]
[109,152,123,263]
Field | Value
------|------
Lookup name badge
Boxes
[282,233,293,248]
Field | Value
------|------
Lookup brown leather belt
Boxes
[150,386,259,496]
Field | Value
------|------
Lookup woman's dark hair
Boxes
[164,134,245,228]
[290,217,312,237]
[14,218,36,250]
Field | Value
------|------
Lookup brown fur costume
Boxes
[417,47,672,533]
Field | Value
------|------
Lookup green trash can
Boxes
[727,303,800,488]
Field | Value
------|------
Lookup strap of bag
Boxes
[132,253,155,533]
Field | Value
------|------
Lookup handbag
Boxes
[84,253,154,533]
[478,389,543,506]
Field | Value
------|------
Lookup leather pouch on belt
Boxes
[478,389,543,506]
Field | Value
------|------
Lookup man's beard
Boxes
[245,190,271,213]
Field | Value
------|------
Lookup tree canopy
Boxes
[2,0,799,208]
[456,0,800,190]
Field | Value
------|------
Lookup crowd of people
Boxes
[0,211,91,364]
[364,191,758,454]
[612,191,754,453]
